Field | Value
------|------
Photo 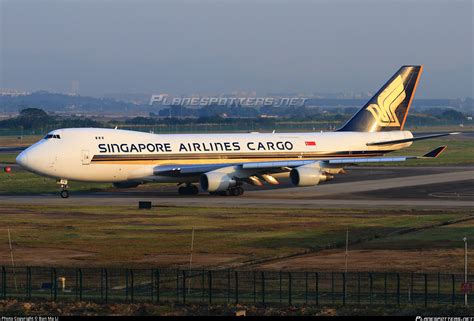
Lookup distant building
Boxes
[70,80,80,96]
[0,88,30,97]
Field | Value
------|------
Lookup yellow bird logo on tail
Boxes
[367,75,406,127]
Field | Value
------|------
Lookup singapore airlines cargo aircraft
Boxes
[16,65,456,198]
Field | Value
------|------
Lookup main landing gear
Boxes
[210,186,244,196]
[57,179,70,198]
[178,184,199,195]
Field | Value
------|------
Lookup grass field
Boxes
[0,171,112,194]
[0,204,471,272]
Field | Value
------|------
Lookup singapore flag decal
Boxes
[305,141,316,147]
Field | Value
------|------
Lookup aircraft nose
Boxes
[16,149,30,169]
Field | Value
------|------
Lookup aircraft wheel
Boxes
[60,190,70,199]
[179,185,199,195]
[230,188,240,196]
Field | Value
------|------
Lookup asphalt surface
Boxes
[1,166,472,209]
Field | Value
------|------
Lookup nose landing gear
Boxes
[57,179,69,198]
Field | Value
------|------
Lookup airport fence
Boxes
[0,266,472,307]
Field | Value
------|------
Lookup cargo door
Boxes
[81,150,91,165]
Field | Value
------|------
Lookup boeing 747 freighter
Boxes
[16,65,456,198]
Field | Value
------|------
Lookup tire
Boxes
[191,185,199,195]
[60,190,69,199]
[178,186,186,195]
[230,188,240,196]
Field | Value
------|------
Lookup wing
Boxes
[366,132,459,146]
[153,146,447,179]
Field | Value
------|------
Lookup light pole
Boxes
[463,237,468,306]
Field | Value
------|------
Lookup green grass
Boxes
[0,204,471,269]
[0,153,19,164]
[0,171,111,193]
[360,219,474,250]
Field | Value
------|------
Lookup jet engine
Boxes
[200,171,236,192]
[290,165,333,187]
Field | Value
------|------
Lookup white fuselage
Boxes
[16,128,413,183]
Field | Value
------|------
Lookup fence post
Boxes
[279,271,282,304]
[227,269,231,303]
[104,268,108,304]
[261,271,265,305]
[331,272,335,304]
[1,266,5,299]
[125,269,129,301]
[176,269,180,303]
[451,274,455,305]
[150,269,154,302]
[182,270,186,304]
[130,269,134,303]
[253,271,256,304]
[26,267,31,300]
[235,271,239,304]
[156,269,160,303]
[397,273,400,307]
[342,272,346,306]
[437,272,441,304]
[100,269,104,302]
[384,273,387,306]
[51,268,57,301]
[357,272,361,305]
[288,272,292,306]
[201,269,205,302]
[315,272,319,305]
[305,272,308,304]
[208,270,212,305]
[424,273,428,307]
[78,268,83,301]
[101,268,109,303]
[410,272,414,305]
[369,273,373,305]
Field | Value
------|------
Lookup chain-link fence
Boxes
[0,266,472,306]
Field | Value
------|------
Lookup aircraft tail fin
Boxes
[338,65,423,132]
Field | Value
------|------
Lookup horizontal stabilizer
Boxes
[421,146,447,158]
[366,132,459,146]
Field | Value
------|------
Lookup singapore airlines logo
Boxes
[367,75,406,127]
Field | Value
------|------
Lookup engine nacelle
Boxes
[290,166,333,187]
[200,171,236,192]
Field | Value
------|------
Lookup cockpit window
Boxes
[44,134,61,139]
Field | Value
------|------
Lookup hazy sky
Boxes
[1,0,472,98]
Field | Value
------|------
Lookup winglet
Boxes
[422,146,447,158]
